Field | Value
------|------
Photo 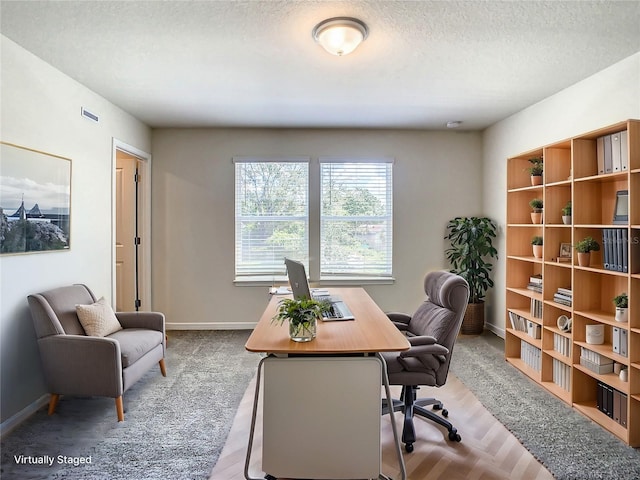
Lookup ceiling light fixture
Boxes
[446,121,463,129]
[312,17,368,56]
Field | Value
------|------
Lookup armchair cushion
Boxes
[108,328,164,368]
[76,297,122,337]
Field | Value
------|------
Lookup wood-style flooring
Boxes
[209,373,554,480]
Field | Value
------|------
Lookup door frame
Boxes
[112,138,152,311]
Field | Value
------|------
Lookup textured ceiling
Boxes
[1,0,639,130]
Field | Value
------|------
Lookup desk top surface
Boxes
[245,287,410,354]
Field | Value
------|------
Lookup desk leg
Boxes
[244,356,267,480]
[378,353,407,480]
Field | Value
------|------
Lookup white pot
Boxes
[615,307,628,323]
[586,324,604,345]
[562,215,572,225]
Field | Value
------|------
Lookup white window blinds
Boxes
[320,158,393,277]
[234,158,309,276]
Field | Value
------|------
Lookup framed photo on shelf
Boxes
[558,242,572,261]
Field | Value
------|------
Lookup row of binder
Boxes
[553,333,570,358]
[602,228,639,273]
[596,381,627,428]
[597,131,628,175]
[520,341,541,372]
[552,358,571,392]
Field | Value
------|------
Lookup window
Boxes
[234,158,309,276]
[320,159,393,277]
[234,157,393,280]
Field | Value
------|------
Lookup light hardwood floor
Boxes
[209,373,554,480]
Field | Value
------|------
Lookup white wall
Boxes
[151,128,483,329]
[0,36,151,425]
[483,52,640,336]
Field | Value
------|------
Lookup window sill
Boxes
[234,276,395,287]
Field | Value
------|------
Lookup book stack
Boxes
[553,333,570,358]
[527,274,542,294]
[508,311,527,333]
[553,287,572,307]
[552,358,571,391]
[596,382,627,427]
[580,347,613,374]
[530,298,543,318]
[520,340,541,371]
[603,228,635,273]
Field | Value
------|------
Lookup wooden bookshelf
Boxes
[505,119,640,446]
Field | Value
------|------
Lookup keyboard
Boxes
[321,300,355,321]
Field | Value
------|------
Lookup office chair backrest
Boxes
[408,271,469,384]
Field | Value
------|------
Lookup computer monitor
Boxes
[284,258,312,300]
[613,190,628,225]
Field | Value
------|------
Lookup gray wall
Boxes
[0,36,151,426]
[150,128,483,329]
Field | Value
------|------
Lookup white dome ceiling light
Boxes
[312,17,369,56]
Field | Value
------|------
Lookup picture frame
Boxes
[0,142,71,255]
[559,242,572,258]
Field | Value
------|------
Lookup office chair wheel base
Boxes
[442,408,448,417]
[404,442,414,452]
[448,429,461,442]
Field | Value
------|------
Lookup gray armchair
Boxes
[27,284,166,421]
[381,271,469,452]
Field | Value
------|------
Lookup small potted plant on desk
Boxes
[529,198,543,224]
[531,236,543,259]
[526,157,544,186]
[562,201,572,225]
[613,293,628,323]
[272,297,331,342]
[575,236,600,267]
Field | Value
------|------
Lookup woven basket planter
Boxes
[460,302,485,335]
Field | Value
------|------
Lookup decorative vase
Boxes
[531,211,543,224]
[562,215,572,225]
[577,252,591,267]
[615,307,628,323]
[531,175,542,186]
[289,318,317,342]
[586,324,604,345]
[532,245,543,259]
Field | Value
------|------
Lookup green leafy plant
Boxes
[562,200,572,216]
[613,293,628,308]
[525,157,544,176]
[445,216,498,304]
[272,297,331,333]
[531,236,543,245]
[529,198,543,211]
[575,236,600,253]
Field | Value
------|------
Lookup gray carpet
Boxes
[450,332,640,480]
[1,330,261,480]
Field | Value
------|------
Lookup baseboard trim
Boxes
[485,322,505,339]
[1,394,49,440]
[166,322,257,330]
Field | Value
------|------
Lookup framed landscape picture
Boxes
[0,142,71,255]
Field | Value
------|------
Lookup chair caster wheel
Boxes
[448,430,461,442]
[432,403,442,411]
[404,442,414,453]
[265,475,277,480]
[442,408,448,417]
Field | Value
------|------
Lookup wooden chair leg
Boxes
[159,358,167,377]
[115,396,124,422]
[48,394,60,415]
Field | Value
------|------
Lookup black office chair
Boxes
[381,270,469,452]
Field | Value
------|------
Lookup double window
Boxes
[235,157,393,280]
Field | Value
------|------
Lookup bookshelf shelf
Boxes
[505,119,639,446]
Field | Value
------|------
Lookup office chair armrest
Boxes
[407,335,438,346]
[386,312,411,331]
[400,342,449,358]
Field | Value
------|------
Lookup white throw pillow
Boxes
[76,297,122,337]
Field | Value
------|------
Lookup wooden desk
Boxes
[244,288,409,480]
[245,287,410,354]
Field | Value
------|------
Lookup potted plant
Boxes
[272,297,330,342]
[531,236,543,259]
[445,216,498,334]
[562,200,572,225]
[613,293,628,323]
[526,157,544,185]
[529,198,543,224]
[575,236,600,267]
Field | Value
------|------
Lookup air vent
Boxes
[81,107,99,123]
